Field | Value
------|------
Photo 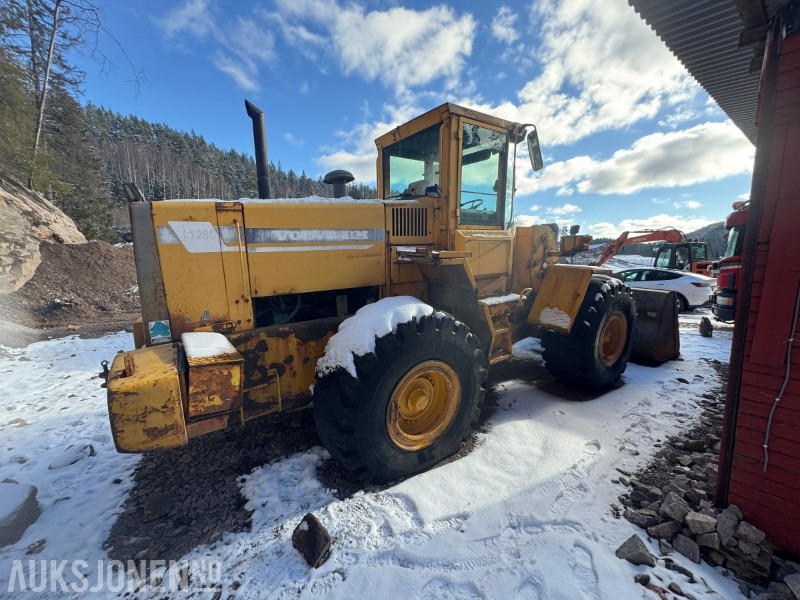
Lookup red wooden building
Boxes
[630,0,800,554]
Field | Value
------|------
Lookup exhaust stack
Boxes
[245,100,271,199]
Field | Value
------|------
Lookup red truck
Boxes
[711,200,749,321]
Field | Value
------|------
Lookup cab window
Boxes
[655,248,672,268]
[691,245,707,260]
[460,123,508,227]
[382,124,441,198]
[675,247,690,270]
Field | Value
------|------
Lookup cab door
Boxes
[454,117,514,293]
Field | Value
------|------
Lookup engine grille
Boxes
[391,206,429,240]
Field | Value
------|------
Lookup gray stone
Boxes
[784,574,800,600]
[729,504,743,521]
[665,558,696,582]
[735,521,766,545]
[778,561,800,583]
[668,582,684,595]
[615,534,656,567]
[0,483,40,547]
[48,444,95,469]
[707,550,726,566]
[685,511,717,535]
[660,492,691,522]
[292,513,332,568]
[634,573,650,586]
[767,582,793,600]
[738,539,761,557]
[673,534,701,564]
[696,532,720,549]
[717,507,739,545]
[624,510,659,529]
[648,520,682,540]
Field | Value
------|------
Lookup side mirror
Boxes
[527,128,543,172]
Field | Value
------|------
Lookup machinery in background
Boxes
[710,200,750,321]
[592,228,712,276]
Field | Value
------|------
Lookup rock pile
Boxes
[615,374,800,598]
[0,175,85,294]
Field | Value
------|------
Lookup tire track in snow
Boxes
[548,439,601,519]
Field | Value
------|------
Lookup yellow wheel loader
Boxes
[104,102,678,483]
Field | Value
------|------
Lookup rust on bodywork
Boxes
[183,342,244,418]
[106,344,188,453]
[229,316,343,421]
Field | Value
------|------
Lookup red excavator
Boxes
[593,228,712,275]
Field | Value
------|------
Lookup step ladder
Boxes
[478,293,520,365]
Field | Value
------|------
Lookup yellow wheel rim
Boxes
[386,360,461,451]
[598,311,628,367]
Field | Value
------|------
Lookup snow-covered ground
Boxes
[0,312,741,598]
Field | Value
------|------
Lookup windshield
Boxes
[691,244,707,260]
[460,123,510,227]
[724,224,745,258]
[382,124,441,198]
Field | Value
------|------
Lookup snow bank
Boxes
[316,296,433,379]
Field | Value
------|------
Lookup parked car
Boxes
[613,268,716,311]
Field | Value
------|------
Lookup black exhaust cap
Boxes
[245,100,271,199]
[323,170,354,198]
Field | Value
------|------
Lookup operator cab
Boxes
[376,103,541,235]
[654,242,709,273]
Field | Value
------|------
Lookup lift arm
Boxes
[592,229,687,266]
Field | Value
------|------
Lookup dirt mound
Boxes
[0,241,139,330]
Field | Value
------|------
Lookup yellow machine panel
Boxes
[454,230,512,277]
[182,332,244,418]
[242,201,386,296]
[528,264,594,334]
[151,201,254,337]
[511,225,558,294]
[106,344,187,452]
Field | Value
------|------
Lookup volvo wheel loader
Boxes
[104,101,678,483]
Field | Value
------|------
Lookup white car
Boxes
[614,268,716,311]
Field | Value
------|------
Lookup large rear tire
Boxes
[541,275,636,391]
[313,314,486,483]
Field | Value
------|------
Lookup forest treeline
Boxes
[0,0,374,241]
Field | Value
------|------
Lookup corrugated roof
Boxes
[628,0,767,144]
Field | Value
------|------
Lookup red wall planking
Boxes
[726,31,800,554]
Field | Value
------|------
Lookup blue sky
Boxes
[74,0,755,237]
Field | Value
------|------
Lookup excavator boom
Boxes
[593,228,687,266]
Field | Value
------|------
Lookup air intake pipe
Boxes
[245,100,271,199]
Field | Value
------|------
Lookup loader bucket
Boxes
[630,289,680,363]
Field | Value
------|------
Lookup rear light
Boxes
[717,296,734,306]
[691,282,713,287]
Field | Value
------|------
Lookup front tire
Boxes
[313,314,486,483]
[676,294,688,312]
[541,275,636,391]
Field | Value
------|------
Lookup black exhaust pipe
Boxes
[245,99,271,199]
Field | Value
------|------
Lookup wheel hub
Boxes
[387,360,461,451]
[598,311,628,367]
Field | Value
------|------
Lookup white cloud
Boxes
[529,204,542,212]
[514,214,543,227]
[283,133,304,147]
[555,186,573,197]
[157,2,276,91]
[158,0,212,37]
[272,0,476,92]
[455,0,702,147]
[674,200,702,209]
[587,214,715,238]
[547,203,582,216]
[738,192,750,200]
[519,122,753,197]
[491,7,519,44]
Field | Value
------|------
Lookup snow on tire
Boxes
[313,313,486,484]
